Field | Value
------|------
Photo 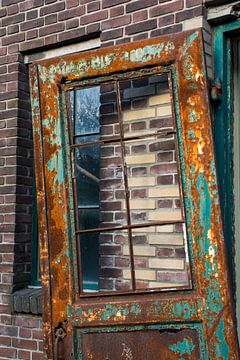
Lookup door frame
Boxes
[214,18,240,341]
[30,29,239,359]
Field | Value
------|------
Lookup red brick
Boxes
[26,30,38,40]
[45,34,58,46]
[125,19,157,35]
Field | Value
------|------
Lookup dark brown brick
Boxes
[110,5,124,17]
[19,38,44,52]
[86,22,100,34]
[102,15,131,30]
[40,2,65,16]
[176,6,204,22]
[45,14,57,25]
[87,1,100,12]
[20,0,44,11]
[66,18,79,29]
[20,19,44,31]
[126,0,157,13]
[102,0,129,8]
[58,5,85,20]
[186,0,202,6]
[149,0,183,18]
[101,27,123,41]
[158,14,174,27]
[58,27,85,42]
[39,22,64,37]
[7,25,19,35]
[2,33,25,46]
[151,23,182,37]
[2,13,25,26]
[26,10,38,20]
[7,4,19,15]
[80,10,108,25]
[0,8,7,17]
[66,0,79,8]
[125,19,157,35]
[133,10,148,23]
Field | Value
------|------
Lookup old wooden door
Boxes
[30,30,239,359]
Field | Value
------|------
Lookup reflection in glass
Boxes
[81,230,132,293]
[75,143,127,230]
[68,72,191,295]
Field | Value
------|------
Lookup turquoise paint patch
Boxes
[169,338,195,356]
[188,129,195,139]
[189,109,198,123]
[214,318,230,358]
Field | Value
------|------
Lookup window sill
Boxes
[12,287,42,315]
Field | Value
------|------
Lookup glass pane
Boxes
[125,134,183,225]
[131,224,190,290]
[72,86,100,136]
[70,82,120,143]
[81,229,133,293]
[75,142,127,230]
[120,74,174,139]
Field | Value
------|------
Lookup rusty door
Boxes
[30,30,239,359]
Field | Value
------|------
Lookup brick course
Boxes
[0,0,212,358]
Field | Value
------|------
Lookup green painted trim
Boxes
[213,19,240,278]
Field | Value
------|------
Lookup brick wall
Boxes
[0,0,211,358]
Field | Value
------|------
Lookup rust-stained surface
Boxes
[29,30,239,359]
[81,328,200,359]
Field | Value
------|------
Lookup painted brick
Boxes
[148,186,179,198]
[149,258,185,269]
[148,234,184,245]
[128,177,155,187]
[123,269,156,281]
[123,245,155,256]
[126,154,156,165]
[149,210,182,221]
[123,108,155,122]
